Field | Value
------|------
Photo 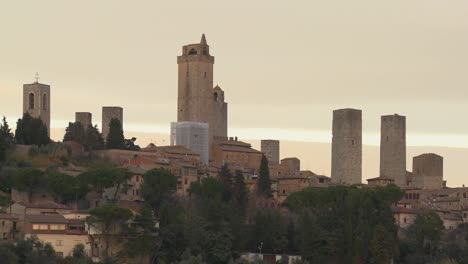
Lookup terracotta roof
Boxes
[0,213,18,220]
[159,145,198,156]
[26,214,68,224]
[218,145,262,154]
[18,202,71,210]
[367,176,395,181]
[141,143,158,152]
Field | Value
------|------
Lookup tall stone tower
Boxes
[331,108,362,184]
[102,107,123,140]
[23,80,51,136]
[177,34,228,141]
[75,112,92,130]
[261,139,280,165]
[380,114,406,187]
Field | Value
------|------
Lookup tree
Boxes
[257,155,272,197]
[140,168,177,213]
[87,204,133,258]
[0,132,6,163]
[63,122,85,143]
[124,137,141,151]
[407,210,445,259]
[77,167,129,197]
[12,168,47,202]
[106,118,125,149]
[368,225,395,264]
[14,113,50,146]
[0,116,14,140]
[249,209,288,254]
[83,125,105,151]
[232,170,248,212]
[46,172,89,204]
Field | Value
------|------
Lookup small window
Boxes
[386,136,389,142]
[351,140,355,145]
[403,218,407,223]
[29,93,35,109]
[188,49,197,55]
[214,92,218,102]
[56,240,63,246]
[186,71,189,77]
[42,94,47,110]
[204,72,207,78]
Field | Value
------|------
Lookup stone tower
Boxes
[412,153,443,190]
[261,139,280,165]
[102,107,123,140]
[331,108,362,184]
[177,34,228,141]
[75,112,92,130]
[23,81,51,136]
[380,114,406,187]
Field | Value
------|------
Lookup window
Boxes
[50,224,66,230]
[386,136,389,142]
[29,93,35,109]
[1,221,4,227]
[464,193,466,198]
[2,232,6,240]
[186,71,189,77]
[32,224,48,230]
[204,72,207,78]
[351,140,355,145]
[403,218,407,223]
[42,94,47,110]
[214,92,218,102]
[188,49,197,55]
[55,240,63,246]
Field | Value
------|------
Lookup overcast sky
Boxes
[1,0,467,147]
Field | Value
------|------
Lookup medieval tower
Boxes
[23,80,51,136]
[102,106,123,140]
[380,114,406,187]
[75,112,92,131]
[331,108,362,184]
[412,153,444,190]
[177,34,228,141]
[261,139,280,165]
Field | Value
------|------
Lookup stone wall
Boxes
[380,114,406,187]
[331,108,362,184]
[101,107,123,140]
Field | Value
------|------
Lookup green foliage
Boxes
[285,185,403,263]
[124,137,141,151]
[249,209,288,254]
[140,168,177,212]
[88,204,133,258]
[12,168,47,201]
[0,116,14,140]
[106,118,125,149]
[64,122,104,151]
[0,116,14,163]
[46,172,89,204]
[257,155,272,197]
[77,167,130,196]
[14,113,50,146]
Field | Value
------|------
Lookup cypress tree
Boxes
[106,118,125,149]
[258,154,272,197]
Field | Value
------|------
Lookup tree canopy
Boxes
[106,118,125,150]
[14,113,50,146]
[257,155,272,198]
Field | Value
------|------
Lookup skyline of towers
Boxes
[331,108,362,184]
[177,34,228,142]
[380,114,407,187]
[23,81,51,136]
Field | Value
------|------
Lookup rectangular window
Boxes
[56,240,63,246]
[50,224,66,230]
[32,224,49,230]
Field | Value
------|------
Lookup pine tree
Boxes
[233,170,248,210]
[83,125,105,151]
[257,154,272,197]
[106,118,125,149]
[63,122,85,143]
[14,113,50,146]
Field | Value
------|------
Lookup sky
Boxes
[0,1,467,183]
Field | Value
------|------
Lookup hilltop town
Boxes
[0,35,467,264]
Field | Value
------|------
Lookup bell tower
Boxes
[177,34,215,130]
[23,74,51,136]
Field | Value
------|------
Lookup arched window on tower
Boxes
[29,93,35,110]
[188,49,197,55]
[214,92,218,102]
[42,94,47,110]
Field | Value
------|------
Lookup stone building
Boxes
[75,112,92,130]
[102,106,123,140]
[23,81,51,136]
[177,34,228,142]
[0,213,19,241]
[412,153,444,190]
[380,114,406,187]
[331,108,362,184]
[211,137,263,170]
[261,140,280,165]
